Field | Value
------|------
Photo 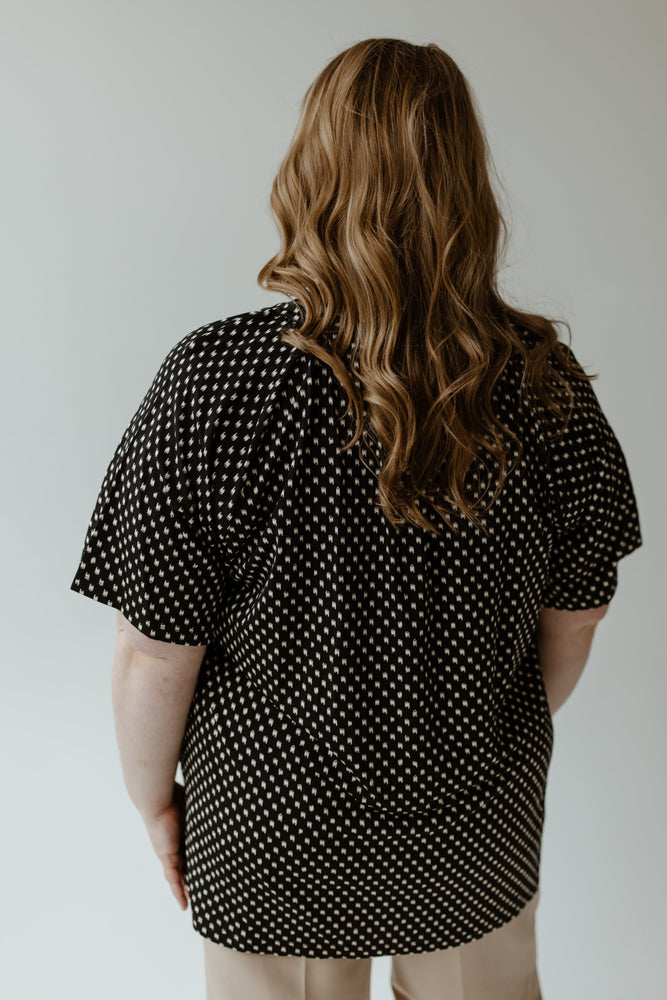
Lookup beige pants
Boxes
[202,889,542,1000]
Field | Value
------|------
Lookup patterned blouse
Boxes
[70,298,643,958]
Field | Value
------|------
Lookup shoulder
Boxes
[166,299,304,390]
[505,324,605,423]
[156,301,310,458]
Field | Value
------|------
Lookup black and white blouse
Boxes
[70,298,643,959]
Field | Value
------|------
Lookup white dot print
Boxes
[71,298,642,958]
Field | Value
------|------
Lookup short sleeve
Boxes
[540,346,643,611]
[69,336,225,645]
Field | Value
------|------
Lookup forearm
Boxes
[536,621,597,715]
[111,636,201,819]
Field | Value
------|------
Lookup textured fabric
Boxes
[201,889,541,999]
[70,298,643,958]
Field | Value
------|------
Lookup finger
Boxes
[164,860,189,910]
[168,873,187,909]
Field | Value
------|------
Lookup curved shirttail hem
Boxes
[191,883,542,960]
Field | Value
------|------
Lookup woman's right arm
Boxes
[536,604,610,716]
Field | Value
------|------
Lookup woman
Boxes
[70,38,642,1000]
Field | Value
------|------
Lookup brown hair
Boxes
[257,38,595,536]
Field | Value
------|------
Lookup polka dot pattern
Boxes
[70,298,643,958]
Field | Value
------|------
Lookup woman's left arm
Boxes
[112,611,205,818]
[112,610,206,908]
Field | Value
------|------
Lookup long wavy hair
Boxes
[257,37,595,536]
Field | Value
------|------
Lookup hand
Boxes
[141,782,189,910]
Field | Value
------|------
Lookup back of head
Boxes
[258,38,590,536]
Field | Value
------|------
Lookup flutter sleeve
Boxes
[539,345,643,611]
[69,334,225,645]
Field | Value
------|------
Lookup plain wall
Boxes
[1,1,664,997]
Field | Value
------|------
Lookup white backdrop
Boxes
[1,2,664,997]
